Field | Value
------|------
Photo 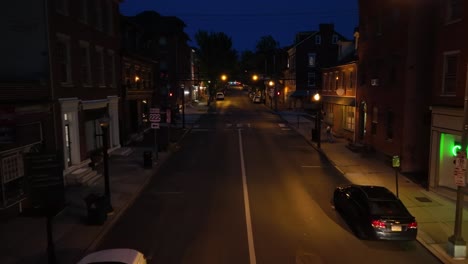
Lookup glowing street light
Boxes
[313,92,322,149]
[252,74,258,81]
[221,74,227,81]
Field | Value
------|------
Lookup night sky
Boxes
[120,0,359,52]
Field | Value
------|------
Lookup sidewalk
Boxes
[278,110,468,264]
[0,100,209,264]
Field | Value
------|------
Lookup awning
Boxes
[322,96,356,106]
[289,90,315,98]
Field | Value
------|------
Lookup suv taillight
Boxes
[408,222,418,229]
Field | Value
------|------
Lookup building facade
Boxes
[321,38,358,142]
[0,0,122,211]
[428,0,468,191]
[357,0,437,175]
[285,24,348,109]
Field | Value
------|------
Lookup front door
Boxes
[64,123,72,166]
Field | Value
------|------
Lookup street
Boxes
[95,89,441,264]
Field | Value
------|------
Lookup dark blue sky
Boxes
[120,0,359,52]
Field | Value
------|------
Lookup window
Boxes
[447,0,462,22]
[386,110,394,140]
[96,0,103,31]
[332,34,339,44]
[341,71,346,90]
[106,51,116,87]
[329,72,336,91]
[159,36,167,46]
[56,0,68,15]
[324,103,334,124]
[315,35,321,44]
[308,53,316,67]
[442,51,459,95]
[371,106,378,135]
[56,34,71,84]
[344,106,355,131]
[78,0,88,23]
[349,71,354,90]
[106,0,114,35]
[323,73,328,91]
[307,72,316,87]
[96,47,105,86]
[335,72,339,89]
[79,41,91,86]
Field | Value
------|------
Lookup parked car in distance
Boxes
[253,95,262,103]
[77,248,147,264]
[333,184,417,241]
[216,92,225,100]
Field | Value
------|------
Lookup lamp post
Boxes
[99,118,113,214]
[268,80,275,109]
[313,93,322,149]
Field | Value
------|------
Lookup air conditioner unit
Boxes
[371,79,379,86]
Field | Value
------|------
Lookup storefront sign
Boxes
[454,151,467,187]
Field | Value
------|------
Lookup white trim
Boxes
[82,99,108,110]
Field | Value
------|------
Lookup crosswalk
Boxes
[191,123,292,131]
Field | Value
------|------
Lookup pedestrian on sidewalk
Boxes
[326,125,334,143]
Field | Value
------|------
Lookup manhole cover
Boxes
[415,197,432,203]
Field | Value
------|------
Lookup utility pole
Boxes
[447,68,468,259]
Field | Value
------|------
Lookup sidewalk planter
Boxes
[84,193,107,225]
[143,151,152,169]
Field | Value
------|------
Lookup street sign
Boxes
[454,151,467,186]
[392,156,400,168]
[149,108,161,129]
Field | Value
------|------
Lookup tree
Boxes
[194,31,237,104]
[255,35,280,77]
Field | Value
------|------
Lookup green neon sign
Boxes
[452,145,468,156]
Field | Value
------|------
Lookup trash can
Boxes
[143,151,152,169]
[85,194,107,225]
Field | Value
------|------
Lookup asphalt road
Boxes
[96,88,441,264]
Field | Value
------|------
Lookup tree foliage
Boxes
[194,31,237,103]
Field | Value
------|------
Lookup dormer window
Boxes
[315,35,321,44]
[332,34,339,44]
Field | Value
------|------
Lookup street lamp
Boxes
[99,117,113,214]
[221,74,227,81]
[252,74,258,81]
[268,80,275,109]
[313,92,322,149]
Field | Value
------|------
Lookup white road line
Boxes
[238,129,257,264]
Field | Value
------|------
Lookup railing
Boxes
[1,152,26,208]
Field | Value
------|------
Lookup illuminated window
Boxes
[308,53,316,67]
[344,106,355,131]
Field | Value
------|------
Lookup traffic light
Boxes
[277,91,280,96]
[169,92,173,97]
